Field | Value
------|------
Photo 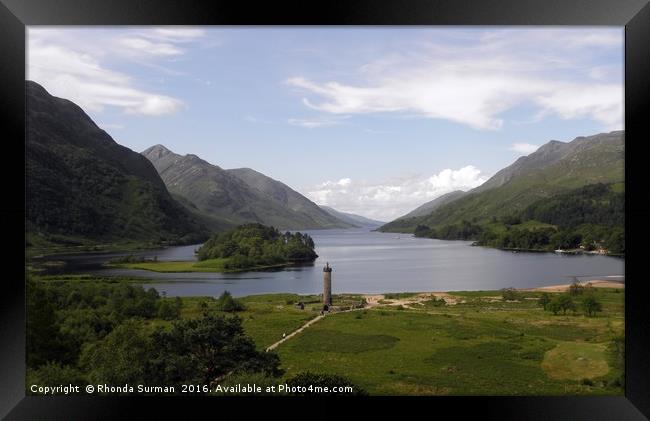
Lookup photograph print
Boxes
[26,26,625,396]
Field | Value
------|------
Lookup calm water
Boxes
[38,228,624,297]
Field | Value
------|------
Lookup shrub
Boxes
[501,287,521,301]
[157,297,182,320]
[582,295,603,317]
[548,294,576,315]
[538,292,551,310]
[215,291,246,312]
[568,281,585,296]
[148,313,283,385]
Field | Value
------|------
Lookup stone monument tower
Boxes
[323,262,332,306]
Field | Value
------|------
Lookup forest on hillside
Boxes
[412,183,624,255]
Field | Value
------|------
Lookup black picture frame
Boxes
[2,0,649,419]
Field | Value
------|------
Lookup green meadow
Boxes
[110,258,290,273]
[210,288,624,395]
[29,274,623,396]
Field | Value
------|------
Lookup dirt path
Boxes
[265,314,326,351]
[266,306,374,352]
[266,293,456,351]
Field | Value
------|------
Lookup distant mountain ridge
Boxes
[319,206,385,227]
[26,80,210,247]
[398,190,467,220]
[142,145,353,230]
[472,131,624,194]
[380,130,624,233]
[226,167,353,229]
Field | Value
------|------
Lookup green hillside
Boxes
[26,81,212,250]
[380,131,624,254]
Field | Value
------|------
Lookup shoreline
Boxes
[135,278,625,301]
[358,279,624,308]
[362,279,624,298]
[519,279,624,292]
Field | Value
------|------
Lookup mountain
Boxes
[226,168,353,229]
[25,81,210,247]
[380,130,624,234]
[472,131,623,194]
[319,206,385,227]
[142,146,352,230]
[398,190,467,220]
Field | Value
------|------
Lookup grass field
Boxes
[110,258,290,273]
[109,285,625,396]
[147,293,366,350]
[232,288,625,395]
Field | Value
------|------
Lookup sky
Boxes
[27,27,623,221]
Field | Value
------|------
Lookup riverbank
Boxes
[27,239,193,260]
[357,279,624,308]
[109,259,292,273]
[522,279,624,292]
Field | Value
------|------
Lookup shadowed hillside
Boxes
[26,81,211,248]
[142,146,352,230]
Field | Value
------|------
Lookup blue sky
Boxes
[27,27,623,220]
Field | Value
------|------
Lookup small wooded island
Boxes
[110,223,318,273]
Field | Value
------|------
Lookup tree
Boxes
[582,295,603,317]
[26,277,76,367]
[148,313,282,386]
[215,290,246,312]
[80,320,153,385]
[27,362,87,390]
[157,298,182,320]
[501,287,520,301]
[197,223,317,264]
[548,299,562,315]
[556,294,576,315]
[568,281,584,296]
[547,294,576,315]
[414,224,432,238]
[538,293,551,310]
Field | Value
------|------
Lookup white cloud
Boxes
[509,143,540,155]
[306,165,488,221]
[533,83,623,129]
[27,27,206,116]
[288,116,348,128]
[286,29,623,131]
[117,37,183,56]
[115,27,206,57]
[149,27,206,41]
